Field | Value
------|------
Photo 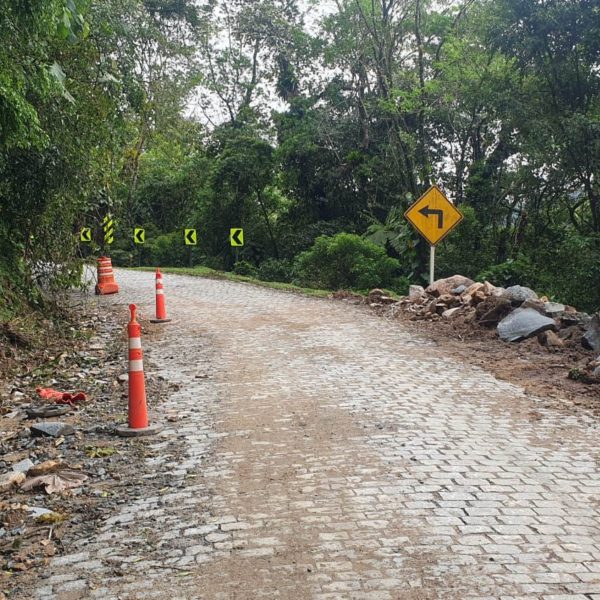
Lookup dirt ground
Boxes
[0,297,174,598]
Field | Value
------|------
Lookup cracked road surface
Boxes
[36,270,600,599]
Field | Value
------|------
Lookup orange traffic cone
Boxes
[150,268,171,323]
[95,256,119,295]
[116,304,160,437]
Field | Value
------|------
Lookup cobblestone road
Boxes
[36,270,600,599]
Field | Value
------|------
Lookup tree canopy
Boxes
[1,0,598,313]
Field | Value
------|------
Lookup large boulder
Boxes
[501,285,539,306]
[425,275,474,298]
[583,314,600,352]
[476,296,513,326]
[497,307,557,342]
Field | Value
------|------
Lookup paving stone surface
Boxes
[33,270,600,599]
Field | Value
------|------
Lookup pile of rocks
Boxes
[368,275,600,382]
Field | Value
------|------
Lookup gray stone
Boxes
[28,506,55,518]
[30,422,75,437]
[451,285,466,295]
[12,459,34,474]
[582,314,600,352]
[501,285,538,305]
[497,307,556,342]
[544,301,566,317]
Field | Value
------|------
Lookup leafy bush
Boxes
[257,258,295,282]
[527,231,600,312]
[477,256,534,288]
[232,260,258,277]
[294,233,401,291]
[145,231,189,267]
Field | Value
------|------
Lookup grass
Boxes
[130,265,333,298]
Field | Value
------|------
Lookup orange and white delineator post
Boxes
[95,256,119,295]
[127,303,147,428]
[150,268,171,323]
[116,304,160,437]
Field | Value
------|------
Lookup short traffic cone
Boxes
[116,304,160,437]
[150,268,171,323]
[95,256,119,295]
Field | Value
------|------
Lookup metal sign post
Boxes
[430,245,435,285]
[230,228,244,265]
[184,228,197,268]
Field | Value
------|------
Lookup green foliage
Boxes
[257,258,295,283]
[1,0,599,317]
[232,260,258,277]
[436,206,496,280]
[477,257,534,289]
[364,206,420,277]
[145,231,190,267]
[294,233,401,291]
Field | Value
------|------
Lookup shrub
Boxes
[257,258,295,282]
[294,233,401,291]
[476,256,534,288]
[145,231,189,267]
[232,260,258,277]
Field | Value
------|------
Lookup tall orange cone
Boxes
[95,256,119,295]
[150,268,171,323]
[116,304,160,437]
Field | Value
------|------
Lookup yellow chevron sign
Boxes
[80,227,92,243]
[230,228,244,246]
[134,228,145,244]
[184,228,197,245]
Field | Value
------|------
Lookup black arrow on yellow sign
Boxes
[80,227,92,242]
[184,228,197,245]
[230,228,244,246]
[134,228,145,244]
[418,206,444,228]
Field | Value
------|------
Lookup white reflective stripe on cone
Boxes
[129,337,142,349]
[129,359,144,372]
[156,289,164,295]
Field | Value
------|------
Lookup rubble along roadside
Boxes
[334,277,600,414]
[0,292,176,599]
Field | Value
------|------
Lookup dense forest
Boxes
[1,0,599,315]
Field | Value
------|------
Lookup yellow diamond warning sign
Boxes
[404,185,463,246]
